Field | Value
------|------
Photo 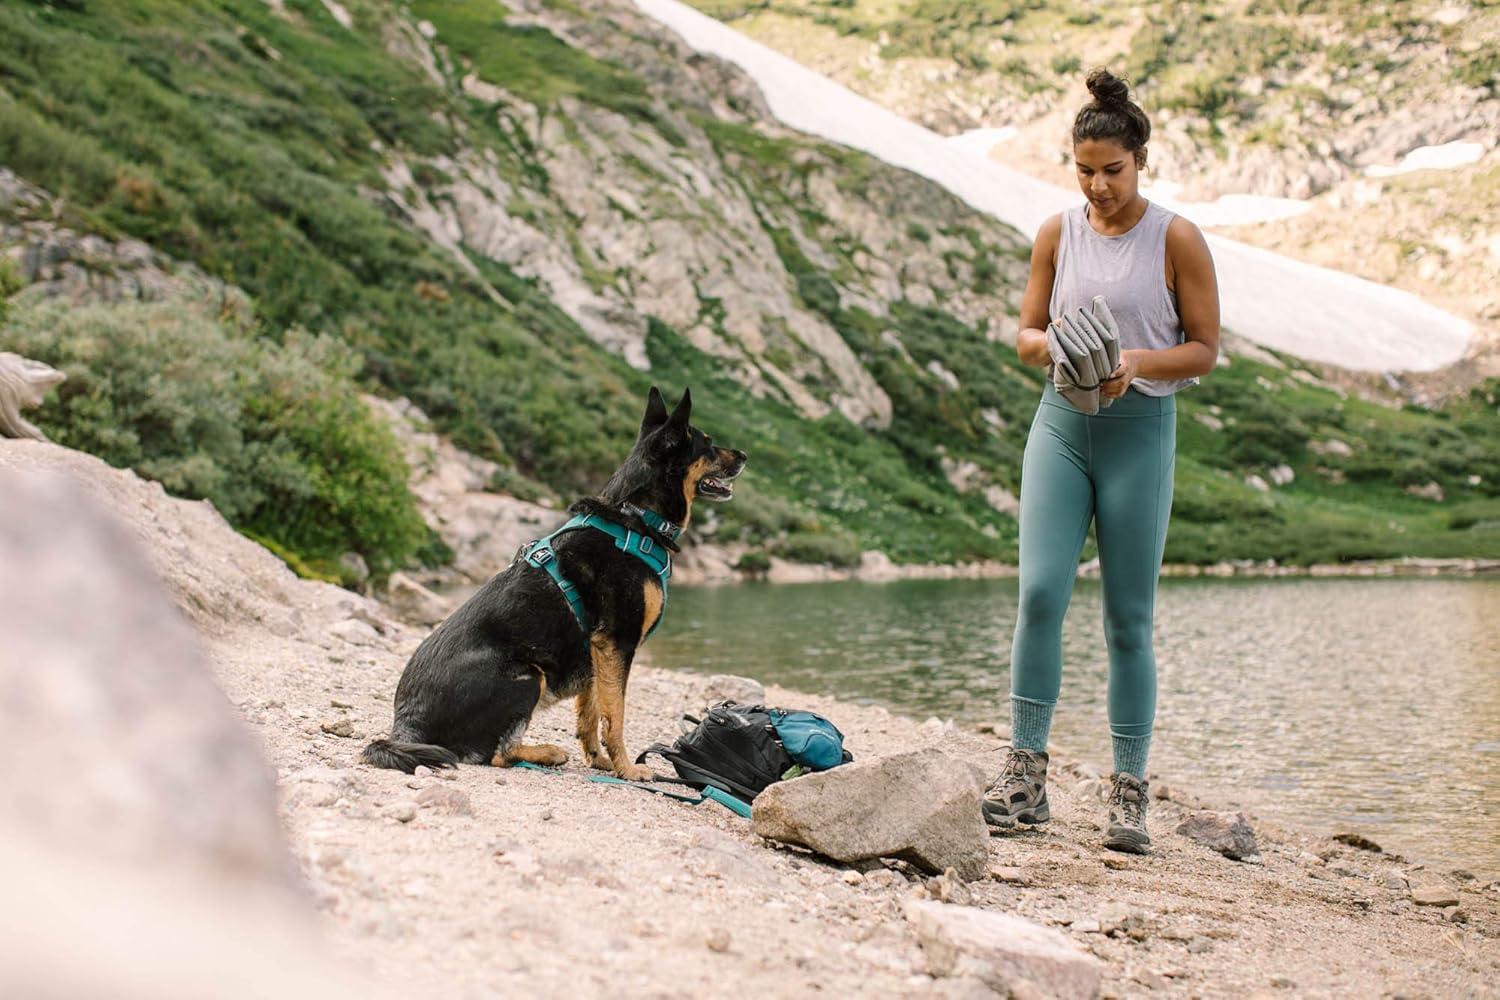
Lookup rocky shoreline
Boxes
[4,437,1496,998]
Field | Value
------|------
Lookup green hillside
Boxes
[2,0,1497,581]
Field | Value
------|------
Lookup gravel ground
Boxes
[213,620,1500,998]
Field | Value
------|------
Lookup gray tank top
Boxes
[1049,200,1197,397]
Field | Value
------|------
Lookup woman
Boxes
[983,68,1220,853]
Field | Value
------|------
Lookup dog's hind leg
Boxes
[574,679,611,770]
[591,635,653,781]
[491,668,570,767]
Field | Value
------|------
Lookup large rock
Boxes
[1175,810,1261,862]
[751,748,990,880]
[0,467,295,882]
[385,570,454,626]
[0,466,394,996]
[704,673,766,706]
[905,900,1103,999]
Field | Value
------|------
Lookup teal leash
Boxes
[510,762,751,819]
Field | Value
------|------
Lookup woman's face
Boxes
[1074,138,1142,220]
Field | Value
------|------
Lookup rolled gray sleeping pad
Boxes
[1045,296,1122,415]
[1075,296,1121,403]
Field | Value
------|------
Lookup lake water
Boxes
[650,576,1500,879]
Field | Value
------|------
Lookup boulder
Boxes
[905,900,1103,999]
[0,467,392,996]
[0,468,295,883]
[751,748,990,880]
[385,570,454,626]
[1175,811,1261,862]
[704,673,766,706]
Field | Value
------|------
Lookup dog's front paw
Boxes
[614,762,655,782]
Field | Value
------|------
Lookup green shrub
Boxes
[2,297,428,578]
[776,529,863,567]
[734,549,772,574]
[0,257,22,324]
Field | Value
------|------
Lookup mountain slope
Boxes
[2,0,1498,573]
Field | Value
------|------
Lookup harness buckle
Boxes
[640,537,654,555]
[530,545,554,565]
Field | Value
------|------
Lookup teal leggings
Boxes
[1010,382,1176,741]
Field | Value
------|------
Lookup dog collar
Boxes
[622,502,681,542]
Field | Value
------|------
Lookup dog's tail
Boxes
[360,738,460,773]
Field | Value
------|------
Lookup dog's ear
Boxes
[641,385,669,434]
[665,387,692,434]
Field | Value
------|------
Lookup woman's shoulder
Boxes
[1163,212,1210,258]
[1035,211,1067,242]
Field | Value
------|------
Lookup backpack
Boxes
[635,700,852,804]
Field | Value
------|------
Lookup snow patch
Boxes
[1363,141,1486,178]
[945,128,1018,158]
[1142,179,1313,227]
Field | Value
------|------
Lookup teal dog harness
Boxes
[520,503,678,641]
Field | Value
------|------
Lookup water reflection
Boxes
[651,576,1500,878]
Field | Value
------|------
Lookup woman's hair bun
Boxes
[1073,67,1150,159]
[1085,68,1131,109]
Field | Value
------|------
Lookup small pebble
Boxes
[320,719,355,738]
[385,801,417,823]
[1103,856,1128,871]
[706,929,731,953]
[842,870,865,885]
[1133,970,1168,990]
[989,865,1028,884]
[414,765,434,778]
[330,699,353,709]
[1187,938,1212,954]
[1270,976,1296,989]
[540,808,554,821]
[1411,884,1460,907]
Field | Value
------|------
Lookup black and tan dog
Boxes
[362,387,746,779]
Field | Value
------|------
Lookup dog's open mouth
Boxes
[697,476,734,501]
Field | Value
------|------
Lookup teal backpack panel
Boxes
[767,709,849,771]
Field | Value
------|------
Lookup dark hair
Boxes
[1072,68,1151,167]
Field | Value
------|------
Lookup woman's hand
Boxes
[1100,349,1143,399]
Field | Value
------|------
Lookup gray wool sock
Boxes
[1111,732,1152,780]
[1010,697,1055,753]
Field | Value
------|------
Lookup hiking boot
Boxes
[982,747,1050,831]
[1103,772,1151,854]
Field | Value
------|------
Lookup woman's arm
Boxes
[1015,215,1063,368]
[1101,216,1221,398]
